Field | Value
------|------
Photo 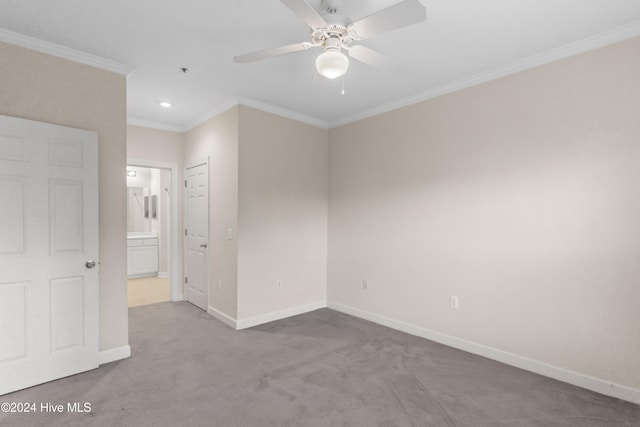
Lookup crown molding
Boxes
[329,20,640,128]
[0,28,133,75]
[131,97,328,134]
[182,98,239,132]
[129,98,239,133]
[127,117,185,133]
[237,97,329,129]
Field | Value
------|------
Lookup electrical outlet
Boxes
[450,296,459,310]
[276,280,282,289]
[362,280,369,290]
[217,278,222,291]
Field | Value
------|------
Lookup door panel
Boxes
[0,115,98,395]
[0,178,26,254]
[185,161,209,311]
[0,282,27,362]
[0,133,25,161]
[50,276,85,352]
[49,179,84,254]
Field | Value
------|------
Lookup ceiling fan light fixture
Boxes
[315,50,349,79]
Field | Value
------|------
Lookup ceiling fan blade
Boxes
[349,0,427,40]
[346,45,394,70]
[234,42,313,63]
[280,0,327,29]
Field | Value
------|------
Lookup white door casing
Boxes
[0,115,99,395]
[184,160,209,311]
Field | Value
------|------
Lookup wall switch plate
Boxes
[362,280,369,290]
[226,228,233,240]
[450,296,459,310]
[276,280,282,288]
[217,278,222,290]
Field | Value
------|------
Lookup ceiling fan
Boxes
[234,0,427,79]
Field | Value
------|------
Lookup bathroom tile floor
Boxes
[127,276,170,307]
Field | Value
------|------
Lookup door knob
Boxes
[85,260,96,269]
[200,244,208,248]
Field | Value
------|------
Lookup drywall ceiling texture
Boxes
[0,41,128,352]
[237,106,328,321]
[184,107,240,319]
[328,36,640,391]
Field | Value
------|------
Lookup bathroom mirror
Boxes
[151,194,158,219]
[127,186,151,232]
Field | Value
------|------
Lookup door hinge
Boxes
[184,180,187,188]
[184,277,188,284]
[185,228,187,236]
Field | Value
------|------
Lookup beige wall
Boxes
[161,105,329,323]
[184,107,240,318]
[127,125,184,164]
[237,106,328,320]
[328,37,640,390]
[0,41,128,351]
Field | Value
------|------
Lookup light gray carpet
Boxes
[1,302,638,426]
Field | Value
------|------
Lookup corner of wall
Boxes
[236,106,329,320]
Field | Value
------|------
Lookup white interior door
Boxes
[0,115,99,395]
[185,161,209,311]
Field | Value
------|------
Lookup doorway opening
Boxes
[126,160,181,307]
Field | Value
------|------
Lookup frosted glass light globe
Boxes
[315,50,349,79]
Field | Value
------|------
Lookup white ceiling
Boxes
[1,0,640,130]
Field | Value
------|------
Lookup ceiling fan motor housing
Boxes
[322,36,342,52]
[312,20,353,50]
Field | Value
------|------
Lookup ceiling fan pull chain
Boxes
[341,76,346,95]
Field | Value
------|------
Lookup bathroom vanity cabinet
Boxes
[127,234,159,278]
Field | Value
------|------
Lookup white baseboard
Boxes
[157,271,169,278]
[236,300,327,330]
[327,301,640,405]
[98,345,131,365]
[207,306,238,329]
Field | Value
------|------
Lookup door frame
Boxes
[127,159,182,301]
[183,157,210,307]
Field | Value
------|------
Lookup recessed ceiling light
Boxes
[127,170,136,177]
[158,101,173,108]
